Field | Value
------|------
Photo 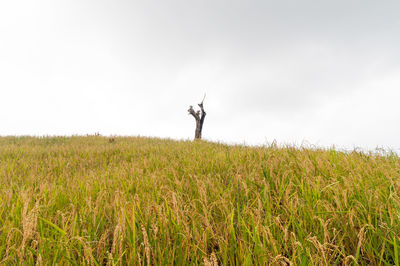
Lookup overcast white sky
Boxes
[1,0,399,151]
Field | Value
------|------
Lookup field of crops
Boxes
[0,136,399,265]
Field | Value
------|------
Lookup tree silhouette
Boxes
[188,95,206,140]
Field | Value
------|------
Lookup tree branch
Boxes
[188,105,200,120]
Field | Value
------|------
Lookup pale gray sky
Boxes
[1,0,399,151]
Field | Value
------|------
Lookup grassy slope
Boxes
[0,136,399,265]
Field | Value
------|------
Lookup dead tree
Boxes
[188,95,206,140]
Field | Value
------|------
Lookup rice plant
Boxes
[0,136,398,265]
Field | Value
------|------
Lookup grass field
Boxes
[0,136,399,265]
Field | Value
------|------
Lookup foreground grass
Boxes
[0,136,399,265]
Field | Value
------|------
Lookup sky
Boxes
[1,0,400,151]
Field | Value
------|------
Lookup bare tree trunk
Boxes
[188,96,206,140]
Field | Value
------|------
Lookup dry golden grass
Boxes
[0,136,399,265]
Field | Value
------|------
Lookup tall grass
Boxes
[0,136,399,265]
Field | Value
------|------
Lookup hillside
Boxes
[0,136,399,265]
